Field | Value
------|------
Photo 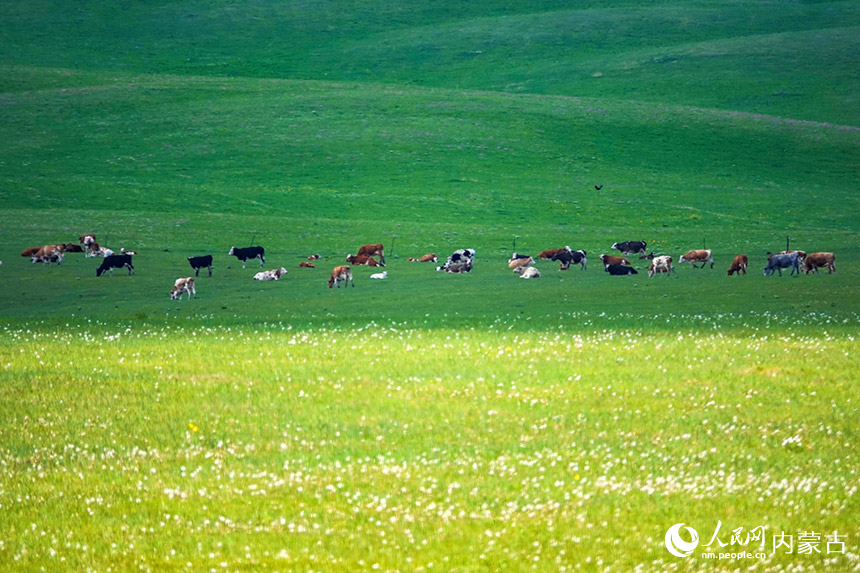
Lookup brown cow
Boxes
[328,265,354,288]
[21,247,41,257]
[346,254,384,267]
[79,234,96,247]
[356,243,384,264]
[63,243,84,253]
[299,261,316,268]
[803,252,836,274]
[408,253,438,263]
[679,249,713,269]
[508,256,534,269]
[727,254,748,276]
[599,254,630,268]
[538,246,571,259]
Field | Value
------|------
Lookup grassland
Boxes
[1,0,859,570]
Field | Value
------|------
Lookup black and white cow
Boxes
[553,249,587,270]
[605,263,637,275]
[436,248,475,272]
[763,251,800,276]
[188,255,213,276]
[228,246,265,268]
[96,254,134,276]
[611,241,647,256]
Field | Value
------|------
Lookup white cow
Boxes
[253,267,288,281]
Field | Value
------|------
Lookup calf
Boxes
[679,249,714,269]
[611,241,647,256]
[307,254,321,260]
[803,252,836,274]
[96,254,134,276]
[437,249,475,271]
[357,243,385,264]
[408,253,438,263]
[170,277,196,300]
[369,271,388,280]
[85,242,113,258]
[188,255,213,277]
[441,262,472,273]
[763,251,800,276]
[538,246,571,260]
[346,254,384,267]
[553,249,587,270]
[79,234,96,247]
[228,246,265,268]
[605,264,638,275]
[508,256,534,269]
[727,254,748,276]
[328,265,354,288]
[299,261,316,268]
[514,266,541,279]
[599,254,630,268]
[648,255,673,277]
[253,267,288,281]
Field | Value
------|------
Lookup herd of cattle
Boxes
[12,235,838,300]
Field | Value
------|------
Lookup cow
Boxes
[170,277,196,300]
[408,253,438,263]
[307,254,321,260]
[514,266,541,279]
[803,252,836,274]
[21,247,41,258]
[773,250,807,263]
[96,254,134,276]
[63,243,84,253]
[727,254,748,276]
[611,241,647,256]
[437,249,475,271]
[763,251,800,276]
[79,234,96,247]
[537,246,571,260]
[346,254,384,267]
[605,264,638,275]
[228,246,265,268]
[648,255,673,278]
[32,244,66,265]
[599,254,630,269]
[356,243,385,264]
[254,267,288,281]
[508,256,535,269]
[553,249,587,270]
[188,255,213,277]
[441,262,472,273]
[369,271,388,279]
[85,242,113,258]
[299,261,316,268]
[679,249,714,269]
[119,248,138,256]
[328,265,354,288]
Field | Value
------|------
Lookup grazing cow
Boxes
[253,267,288,281]
[346,254,384,267]
[187,255,213,277]
[170,277,196,300]
[357,243,385,264]
[537,246,571,260]
[803,252,836,274]
[369,271,388,279]
[228,246,265,268]
[96,254,134,276]
[514,266,541,279]
[436,248,476,271]
[763,251,800,276]
[553,249,587,270]
[21,247,41,258]
[605,264,638,275]
[328,265,354,288]
[679,249,714,269]
[611,241,647,256]
[508,256,535,269]
[727,254,748,276]
[32,244,66,265]
[299,261,316,268]
[648,255,673,277]
[79,234,96,247]
[599,254,630,268]
[307,254,321,260]
[408,253,438,263]
[63,243,84,253]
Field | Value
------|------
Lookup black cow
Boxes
[437,249,475,272]
[96,254,134,277]
[605,264,637,275]
[188,255,213,277]
[553,249,587,270]
[228,246,265,268]
[611,241,647,256]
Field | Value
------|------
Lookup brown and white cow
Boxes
[307,254,321,260]
[328,265,354,288]
[170,277,196,300]
[679,249,713,269]
[356,243,385,264]
[508,256,535,269]
[408,253,438,263]
[85,241,113,258]
[803,252,836,274]
[21,247,41,257]
[32,244,67,265]
[647,255,673,278]
[599,254,630,268]
[299,261,316,268]
[253,267,288,281]
[727,254,748,276]
[79,234,96,247]
[346,254,384,267]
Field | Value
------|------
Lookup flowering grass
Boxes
[1,320,857,571]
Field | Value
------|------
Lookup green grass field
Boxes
[1,0,859,570]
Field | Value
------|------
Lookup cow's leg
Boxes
[208,265,213,277]
[259,254,265,267]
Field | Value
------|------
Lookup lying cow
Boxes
[648,255,673,278]
[803,252,836,274]
[188,255,213,277]
[727,254,748,276]
[254,267,288,281]
[679,249,714,269]
[228,246,265,268]
[599,254,630,269]
[328,265,354,288]
[346,254,384,267]
[611,241,647,256]
[63,243,84,253]
[369,271,388,279]
[514,266,540,279]
[356,243,385,264]
[441,262,472,273]
[763,251,800,276]
[170,277,196,300]
[508,256,534,269]
[437,249,475,272]
[605,264,637,275]
[299,261,315,268]
[85,242,113,258]
[307,254,321,260]
[553,249,587,270]
[21,247,41,258]
[96,254,134,276]
[537,246,571,260]
[408,253,438,263]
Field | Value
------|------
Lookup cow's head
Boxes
[228,247,236,256]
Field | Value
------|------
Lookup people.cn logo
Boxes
[665,523,700,557]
